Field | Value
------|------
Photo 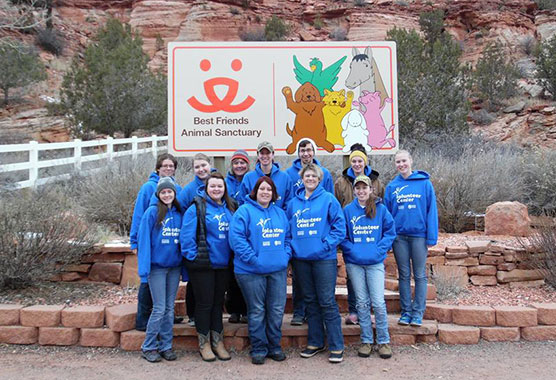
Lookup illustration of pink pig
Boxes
[353,91,396,149]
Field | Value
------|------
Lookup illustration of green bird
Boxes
[293,55,347,96]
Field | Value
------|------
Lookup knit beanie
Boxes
[231,149,250,164]
[156,177,176,197]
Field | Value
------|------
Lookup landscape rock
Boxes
[470,275,498,286]
[20,305,65,327]
[438,324,480,345]
[0,304,23,325]
[531,303,556,325]
[521,325,556,341]
[467,265,497,276]
[0,326,38,344]
[496,269,544,283]
[88,262,123,283]
[61,306,105,328]
[38,327,80,346]
[480,327,520,342]
[80,328,119,347]
[495,306,537,327]
[452,306,495,327]
[484,201,530,236]
[105,304,137,332]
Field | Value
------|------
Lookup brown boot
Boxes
[198,332,216,362]
[211,330,231,361]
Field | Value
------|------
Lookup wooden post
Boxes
[29,141,38,188]
[213,156,226,174]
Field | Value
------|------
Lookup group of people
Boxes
[130,140,438,365]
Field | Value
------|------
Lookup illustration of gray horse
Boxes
[345,47,389,107]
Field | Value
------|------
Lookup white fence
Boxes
[0,135,168,189]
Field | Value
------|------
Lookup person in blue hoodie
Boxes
[138,177,183,363]
[129,153,181,331]
[383,150,438,328]
[334,144,382,326]
[238,141,292,209]
[180,172,236,362]
[229,176,292,365]
[224,150,250,324]
[287,163,346,364]
[341,175,396,360]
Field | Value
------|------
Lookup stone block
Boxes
[20,305,65,327]
[521,326,556,341]
[384,278,399,291]
[470,276,498,286]
[177,283,187,299]
[446,257,479,266]
[101,242,132,254]
[467,265,497,276]
[174,336,203,350]
[82,253,126,263]
[105,304,137,332]
[173,324,197,336]
[88,262,122,284]
[484,251,502,256]
[509,280,545,289]
[61,272,83,282]
[0,304,23,325]
[174,300,186,316]
[438,324,480,345]
[424,304,452,323]
[495,306,537,327]
[479,255,505,265]
[497,263,516,271]
[432,265,468,287]
[496,269,544,283]
[416,334,438,344]
[388,316,438,335]
[63,264,91,273]
[80,328,119,347]
[480,327,520,342]
[426,256,446,266]
[531,303,556,325]
[489,244,505,253]
[39,327,79,346]
[428,246,445,256]
[0,326,38,344]
[446,246,468,254]
[120,254,140,287]
[390,334,416,346]
[465,241,490,254]
[446,252,468,260]
[452,306,495,326]
[120,330,145,351]
[61,306,105,328]
[232,336,250,351]
[484,201,531,236]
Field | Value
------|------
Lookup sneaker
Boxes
[174,316,184,324]
[160,350,177,361]
[377,344,392,359]
[410,316,422,327]
[239,315,248,324]
[357,343,373,358]
[267,351,286,361]
[187,317,196,327]
[291,315,304,326]
[328,351,344,363]
[398,313,411,326]
[345,313,359,325]
[251,356,265,365]
[228,313,240,324]
[141,350,162,363]
[300,346,326,358]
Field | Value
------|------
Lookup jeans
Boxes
[142,266,181,352]
[346,263,390,344]
[346,277,357,315]
[236,269,287,357]
[291,261,305,318]
[393,235,428,319]
[188,268,230,335]
[135,282,153,330]
[293,259,344,352]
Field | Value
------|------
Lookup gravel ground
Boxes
[1,341,555,380]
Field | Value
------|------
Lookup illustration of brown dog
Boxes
[282,82,335,154]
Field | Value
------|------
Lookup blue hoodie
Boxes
[286,158,334,194]
[238,162,292,209]
[137,205,183,283]
[180,195,234,269]
[229,196,292,275]
[177,175,206,210]
[340,198,396,265]
[286,184,346,261]
[226,172,244,202]
[383,171,438,246]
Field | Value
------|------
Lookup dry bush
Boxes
[521,149,556,216]
[0,185,97,289]
[431,266,469,301]
[522,219,556,288]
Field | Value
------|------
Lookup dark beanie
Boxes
[156,177,176,197]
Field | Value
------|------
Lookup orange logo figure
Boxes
[187,58,255,113]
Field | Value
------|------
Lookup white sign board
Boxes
[168,41,398,156]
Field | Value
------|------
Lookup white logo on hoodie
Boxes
[161,217,180,238]
[393,185,421,204]
[257,217,284,239]
[293,207,321,228]
[213,212,229,232]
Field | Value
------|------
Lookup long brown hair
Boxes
[205,172,237,213]
[354,181,377,219]
[156,188,182,226]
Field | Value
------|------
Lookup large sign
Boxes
[168,41,398,156]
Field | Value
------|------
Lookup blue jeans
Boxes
[236,269,287,358]
[135,282,152,330]
[393,235,428,319]
[141,266,181,352]
[346,263,390,344]
[291,262,305,318]
[293,259,344,352]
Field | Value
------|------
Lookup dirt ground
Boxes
[1,341,555,380]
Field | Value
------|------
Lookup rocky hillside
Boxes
[0,0,555,146]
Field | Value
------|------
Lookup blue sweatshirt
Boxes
[137,205,183,283]
[180,195,234,269]
[383,171,438,246]
[226,172,244,202]
[229,196,292,275]
[286,184,346,261]
[238,162,292,209]
[340,199,396,265]
[177,175,206,210]
[286,158,334,194]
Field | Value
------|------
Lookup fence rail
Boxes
[0,135,168,189]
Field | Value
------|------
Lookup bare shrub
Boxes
[0,185,97,289]
[521,149,556,216]
[521,219,556,288]
[470,109,496,125]
[431,267,469,301]
[239,26,266,41]
[35,27,64,55]
[329,27,348,41]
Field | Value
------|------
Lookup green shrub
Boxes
[419,9,445,45]
[534,0,556,10]
[35,27,64,55]
[472,43,519,110]
[313,15,323,30]
[265,16,288,41]
[0,186,96,289]
[536,35,556,100]
[521,149,556,216]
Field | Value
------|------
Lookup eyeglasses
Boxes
[161,164,175,169]
[299,149,314,154]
